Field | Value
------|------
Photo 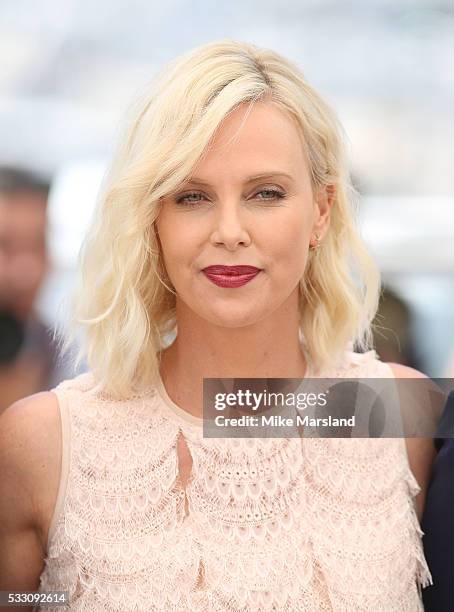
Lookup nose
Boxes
[210,202,252,250]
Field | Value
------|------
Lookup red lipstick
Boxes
[202,265,262,288]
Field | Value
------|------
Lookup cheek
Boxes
[264,212,310,265]
[157,218,199,275]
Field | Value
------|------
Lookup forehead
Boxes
[196,101,307,178]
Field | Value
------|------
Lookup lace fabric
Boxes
[37,349,432,611]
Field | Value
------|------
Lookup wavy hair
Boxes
[57,38,381,398]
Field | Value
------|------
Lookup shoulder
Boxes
[0,391,60,483]
[386,362,427,379]
[0,391,61,551]
[332,353,436,520]
[0,370,97,461]
[336,348,427,380]
[385,362,437,521]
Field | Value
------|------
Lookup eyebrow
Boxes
[184,172,294,186]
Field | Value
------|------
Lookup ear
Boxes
[313,184,336,237]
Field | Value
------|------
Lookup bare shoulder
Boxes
[386,362,427,379]
[0,391,62,554]
[386,362,437,521]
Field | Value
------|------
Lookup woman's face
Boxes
[156,101,332,329]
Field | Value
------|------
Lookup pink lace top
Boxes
[37,349,432,611]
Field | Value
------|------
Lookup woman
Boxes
[0,39,435,611]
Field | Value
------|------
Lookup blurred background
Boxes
[1,0,453,411]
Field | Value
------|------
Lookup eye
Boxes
[174,191,208,206]
[253,188,286,201]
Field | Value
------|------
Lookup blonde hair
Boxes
[57,38,381,398]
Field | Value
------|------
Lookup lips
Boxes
[202,265,262,288]
[202,265,261,275]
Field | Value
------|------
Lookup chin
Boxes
[209,310,269,329]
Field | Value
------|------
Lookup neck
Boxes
[158,294,308,418]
